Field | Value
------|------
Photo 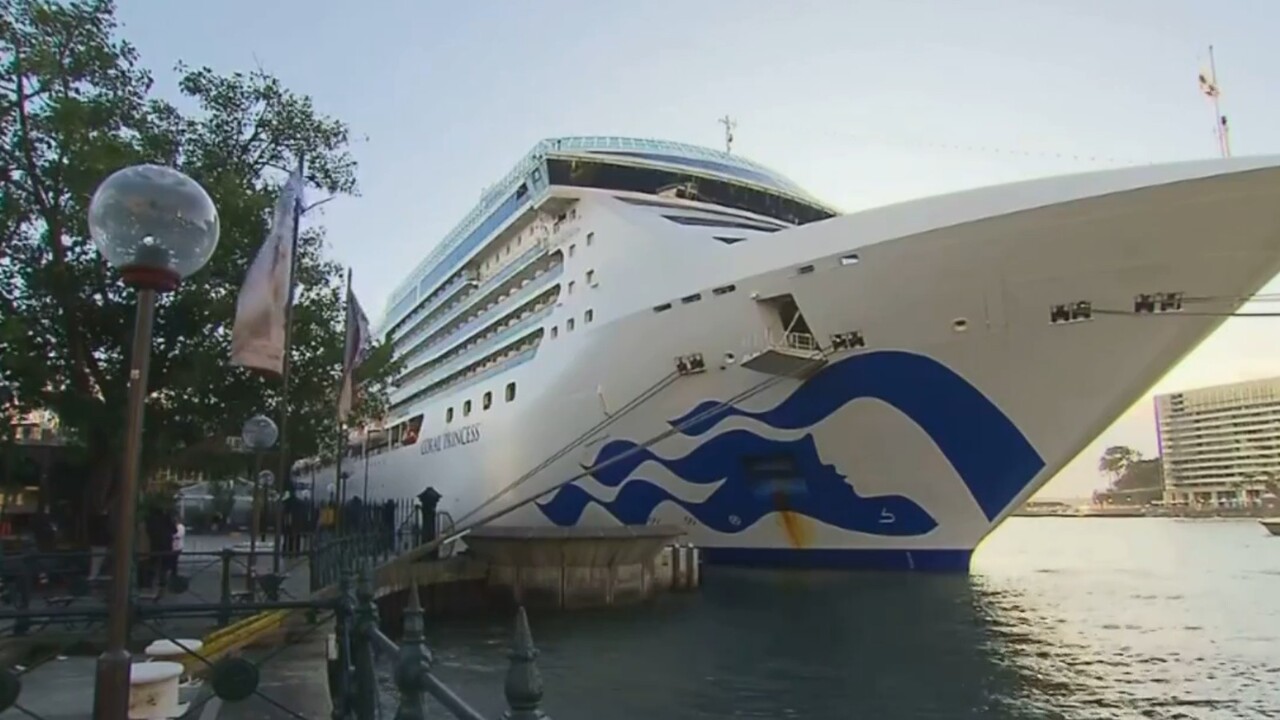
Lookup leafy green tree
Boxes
[0,0,395,523]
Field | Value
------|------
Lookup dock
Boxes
[0,524,702,718]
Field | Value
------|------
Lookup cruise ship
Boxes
[320,136,1280,571]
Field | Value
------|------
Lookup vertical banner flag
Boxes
[230,170,305,374]
[337,281,373,422]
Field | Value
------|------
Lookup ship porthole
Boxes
[953,318,969,332]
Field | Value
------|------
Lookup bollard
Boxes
[352,568,379,720]
[392,584,430,720]
[502,607,549,720]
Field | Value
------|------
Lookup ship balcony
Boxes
[393,306,555,404]
[392,273,478,344]
[396,262,562,374]
[395,243,556,362]
[740,331,827,377]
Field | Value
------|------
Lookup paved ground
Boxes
[198,629,333,719]
[0,534,350,718]
[0,630,333,719]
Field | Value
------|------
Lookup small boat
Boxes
[1259,519,1280,536]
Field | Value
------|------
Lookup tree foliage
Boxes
[1097,445,1143,487]
[0,0,394,512]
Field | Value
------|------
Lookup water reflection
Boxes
[380,519,1280,719]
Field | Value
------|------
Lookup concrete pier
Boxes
[462,525,696,609]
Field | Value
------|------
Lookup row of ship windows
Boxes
[551,309,594,338]
[445,381,518,423]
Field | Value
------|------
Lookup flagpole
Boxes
[1208,45,1229,158]
[361,431,370,502]
[334,267,353,533]
[271,156,304,576]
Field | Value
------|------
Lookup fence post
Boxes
[351,567,379,720]
[503,607,549,720]
[218,547,233,627]
[329,571,356,720]
[13,554,32,636]
[308,537,319,594]
[392,583,429,720]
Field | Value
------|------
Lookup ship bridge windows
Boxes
[664,215,781,233]
[548,158,833,226]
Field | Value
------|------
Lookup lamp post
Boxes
[242,415,278,591]
[88,164,219,720]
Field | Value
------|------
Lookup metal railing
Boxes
[0,525,549,719]
[335,568,549,720]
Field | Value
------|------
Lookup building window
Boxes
[569,244,576,258]
[567,318,576,332]
[586,231,594,246]
[446,407,454,423]
[584,309,594,324]
[586,269,595,286]
[506,382,517,402]
[568,281,576,295]
[463,399,472,416]
[551,326,559,339]
[483,391,493,410]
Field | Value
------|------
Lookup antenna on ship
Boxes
[719,115,737,154]
[1198,45,1231,158]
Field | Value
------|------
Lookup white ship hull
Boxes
[322,155,1280,571]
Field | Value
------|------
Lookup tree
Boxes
[1098,445,1143,487]
[0,0,395,527]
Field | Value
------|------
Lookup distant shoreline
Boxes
[1013,506,1278,519]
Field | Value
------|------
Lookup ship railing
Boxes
[746,329,821,354]
[780,331,819,353]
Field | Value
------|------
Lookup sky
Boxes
[114,0,1280,498]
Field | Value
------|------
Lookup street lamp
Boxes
[242,415,278,589]
[89,164,219,720]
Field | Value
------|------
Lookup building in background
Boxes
[7,409,66,446]
[1155,376,1280,507]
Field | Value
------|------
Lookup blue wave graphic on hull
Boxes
[535,350,1045,535]
[667,350,1045,521]
[537,431,937,536]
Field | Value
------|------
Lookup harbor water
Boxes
[384,518,1280,719]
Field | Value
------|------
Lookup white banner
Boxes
[229,171,305,375]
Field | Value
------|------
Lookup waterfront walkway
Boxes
[0,629,330,719]
[0,534,319,718]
